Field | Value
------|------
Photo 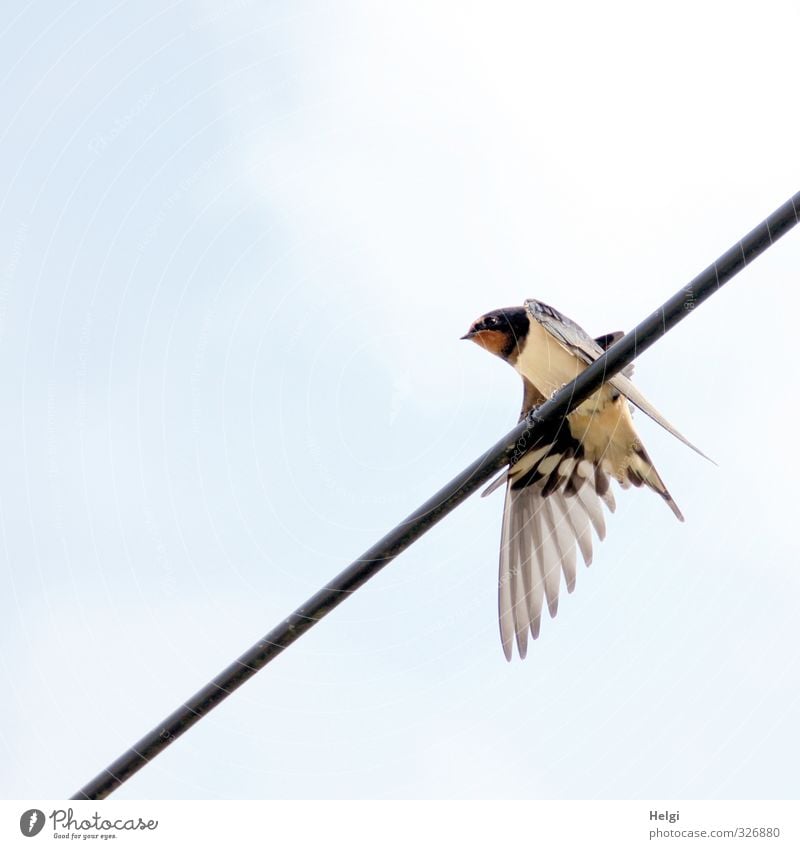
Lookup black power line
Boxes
[71,191,800,800]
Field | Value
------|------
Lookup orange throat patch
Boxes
[469,328,511,359]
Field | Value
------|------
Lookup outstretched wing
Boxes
[496,426,615,660]
[524,299,711,461]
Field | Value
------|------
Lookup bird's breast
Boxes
[514,320,614,416]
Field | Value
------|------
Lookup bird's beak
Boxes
[460,328,477,340]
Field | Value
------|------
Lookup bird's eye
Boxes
[484,315,499,328]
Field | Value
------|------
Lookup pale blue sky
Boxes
[2,1,799,800]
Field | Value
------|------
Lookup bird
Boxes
[462,298,707,660]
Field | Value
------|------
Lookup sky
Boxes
[1,0,799,800]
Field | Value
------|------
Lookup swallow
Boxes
[463,299,707,660]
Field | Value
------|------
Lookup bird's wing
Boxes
[497,425,615,660]
[525,299,710,461]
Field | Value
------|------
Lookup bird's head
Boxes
[461,306,529,362]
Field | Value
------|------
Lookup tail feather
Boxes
[629,443,684,522]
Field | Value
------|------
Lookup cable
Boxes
[71,191,800,800]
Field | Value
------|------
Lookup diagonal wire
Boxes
[71,191,800,800]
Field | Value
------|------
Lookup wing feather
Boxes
[562,493,593,567]
[575,478,606,540]
[497,438,615,658]
[510,495,530,659]
[522,495,544,639]
[498,486,516,661]
[548,496,577,593]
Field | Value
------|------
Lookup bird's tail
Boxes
[623,441,684,522]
